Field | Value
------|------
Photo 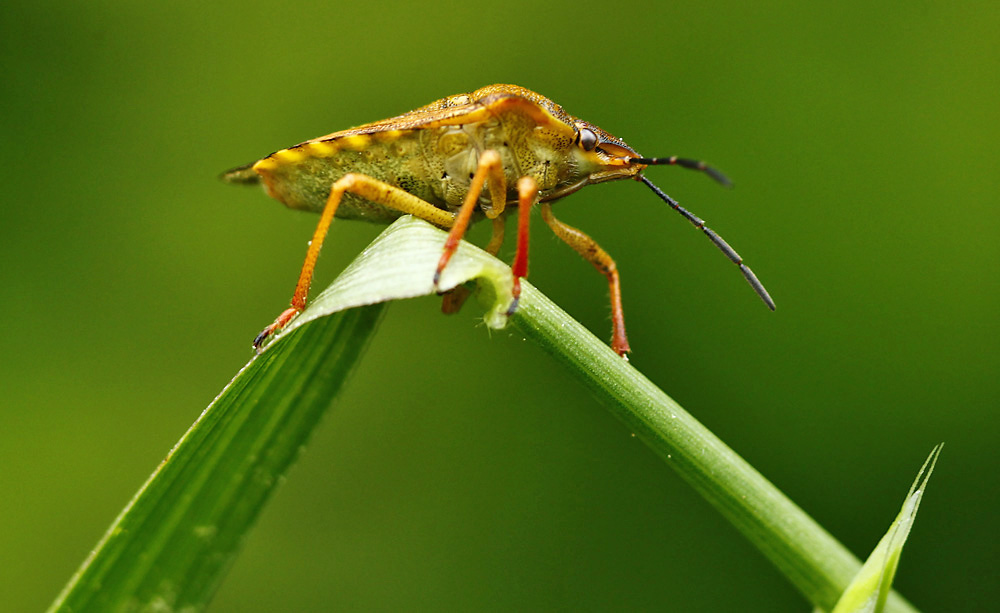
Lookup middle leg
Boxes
[440,215,506,314]
[434,150,507,288]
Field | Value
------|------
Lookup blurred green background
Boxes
[2,0,997,610]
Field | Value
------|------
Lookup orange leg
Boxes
[254,173,456,351]
[434,150,506,288]
[483,214,507,256]
[440,215,506,314]
[507,176,538,315]
[540,202,630,357]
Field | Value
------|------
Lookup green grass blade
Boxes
[830,444,942,613]
[51,216,925,612]
[49,305,386,613]
[273,215,922,612]
[508,283,919,613]
[275,214,516,339]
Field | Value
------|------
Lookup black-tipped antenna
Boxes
[639,174,775,310]
[630,156,732,188]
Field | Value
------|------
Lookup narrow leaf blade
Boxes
[830,444,943,613]
[50,306,386,612]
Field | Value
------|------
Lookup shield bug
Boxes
[223,84,774,356]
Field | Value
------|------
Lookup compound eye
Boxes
[578,127,598,152]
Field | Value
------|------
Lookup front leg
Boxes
[540,202,630,357]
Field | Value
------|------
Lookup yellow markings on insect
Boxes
[283,148,313,162]
[373,129,405,142]
[339,135,372,151]
[303,140,339,157]
[253,142,340,174]
[224,84,774,357]
[251,156,279,174]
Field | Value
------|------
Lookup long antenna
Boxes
[630,156,733,188]
[639,174,775,310]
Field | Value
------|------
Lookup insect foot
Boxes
[252,307,301,353]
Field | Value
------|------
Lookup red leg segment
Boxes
[507,176,538,314]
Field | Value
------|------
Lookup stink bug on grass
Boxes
[223,84,774,356]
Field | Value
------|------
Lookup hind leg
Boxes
[254,173,456,351]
